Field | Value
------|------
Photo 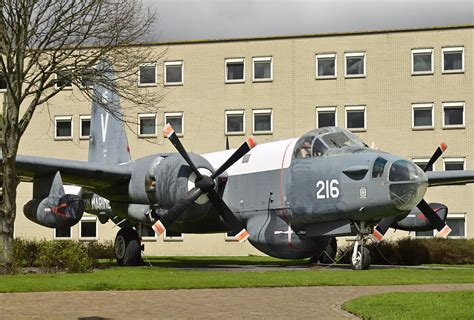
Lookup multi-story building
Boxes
[3,25,472,256]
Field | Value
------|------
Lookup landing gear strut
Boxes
[351,222,371,270]
[114,228,143,266]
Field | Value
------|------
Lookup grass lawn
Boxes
[0,256,473,292]
[342,291,474,319]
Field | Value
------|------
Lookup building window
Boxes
[79,216,98,240]
[252,109,273,134]
[442,47,464,73]
[138,113,157,137]
[225,110,245,135]
[316,54,336,79]
[345,106,366,131]
[444,158,465,171]
[413,158,435,172]
[80,115,91,139]
[141,225,157,241]
[55,116,73,140]
[164,112,184,135]
[0,73,7,91]
[55,69,72,89]
[412,103,434,129]
[54,227,72,239]
[316,107,337,128]
[138,63,157,86]
[411,48,433,75]
[225,229,239,241]
[415,229,434,237]
[252,57,272,82]
[446,214,466,237]
[164,229,183,241]
[81,69,95,88]
[164,61,183,85]
[225,58,245,83]
[345,52,365,77]
[442,102,464,128]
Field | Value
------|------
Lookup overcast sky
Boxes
[145,0,473,42]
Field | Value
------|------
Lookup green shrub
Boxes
[86,240,115,266]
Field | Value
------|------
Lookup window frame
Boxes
[54,115,73,140]
[164,112,184,136]
[164,61,184,86]
[79,216,98,241]
[55,69,73,90]
[345,105,366,131]
[80,68,95,89]
[316,106,337,128]
[442,47,464,74]
[316,53,337,79]
[140,224,157,241]
[442,101,465,129]
[137,113,157,138]
[164,230,183,242]
[446,213,467,238]
[252,109,273,134]
[443,157,465,171]
[413,158,435,171]
[225,110,245,135]
[411,48,434,75]
[225,58,245,83]
[79,115,91,140]
[252,56,273,82]
[53,227,72,240]
[138,63,157,87]
[344,52,366,78]
[412,103,434,130]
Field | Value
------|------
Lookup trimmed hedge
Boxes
[338,238,474,265]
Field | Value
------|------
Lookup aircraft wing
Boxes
[426,170,474,186]
[2,155,133,190]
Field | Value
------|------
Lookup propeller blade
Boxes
[372,216,397,242]
[152,187,203,236]
[163,123,203,180]
[424,142,447,172]
[417,199,452,237]
[207,189,249,242]
[212,136,257,179]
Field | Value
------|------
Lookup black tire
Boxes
[114,228,142,266]
[320,238,337,264]
[351,245,370,270]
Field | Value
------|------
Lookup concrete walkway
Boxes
[1,284,473,319]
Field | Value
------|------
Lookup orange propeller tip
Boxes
[247,136,257,149]
[163,123,174,138]
[440,142,447,152]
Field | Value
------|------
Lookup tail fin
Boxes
[88,60,131,165]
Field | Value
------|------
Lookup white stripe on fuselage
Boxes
[203,138,297,176]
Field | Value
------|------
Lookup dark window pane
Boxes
[318,58,335,77]
[413,53,432,72]
[0,73,6,90]
[139,65,156,84]
[413,108,432,127]
[81,69,94,87]
[140,117,156,135]
[166,65,182,83]
[55,227,71,238]
[444,52,463,71]
[227,114,244,132]
[254,114,271,131]
[166,116,183,134]
[142,226,156,237]
[81,220,96,238]
[445,162,464,171]
[318,111,335,127]
[57,70,72,88]
[56,120,72,137]
[416,230,434,237]
[347,110,365,129]
[166,230,182,237]
[372,157,388,178]
[414,162,433,172]
[444,107,463,126]
[254,61,271,79]
[227,62,244,80]
[81,119,91,137]
[447,218,465,237]
[346,56,364,75]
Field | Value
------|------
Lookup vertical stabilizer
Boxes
[88,60,131,165]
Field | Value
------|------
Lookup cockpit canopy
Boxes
[293,127,367,159]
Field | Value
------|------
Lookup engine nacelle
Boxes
[391,203,448,232]
[24,194,84,228]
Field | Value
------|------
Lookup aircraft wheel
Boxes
[114,228,142,266]
[351,245,370,270]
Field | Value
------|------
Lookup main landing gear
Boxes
[114,228,143,266]
[351,222,371,270]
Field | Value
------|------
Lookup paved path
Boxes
[1,284,473,319]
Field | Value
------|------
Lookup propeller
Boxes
[152,123,256,242]
[372,142,451,242]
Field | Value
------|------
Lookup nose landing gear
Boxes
[351,222,371,270]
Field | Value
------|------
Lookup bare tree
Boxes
[0,0,163,272]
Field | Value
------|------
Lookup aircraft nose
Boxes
[388,160,428,211]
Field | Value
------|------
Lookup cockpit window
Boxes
[293,136,314,159]
[372,157,388,178]
[312,138,328,157]
[389,160,421,182]
[322,132,355,149]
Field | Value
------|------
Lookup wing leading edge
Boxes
[426,170,474,186]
